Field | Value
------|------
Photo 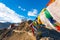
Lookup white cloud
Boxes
[28,9,38,16]
[18,6,26,11]
[18,6,21,8]
[21,8,26,11]
[0,3,24,23]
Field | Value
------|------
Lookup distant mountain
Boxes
[0,22,11,29]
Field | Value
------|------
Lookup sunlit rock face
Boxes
[40,0,60,32]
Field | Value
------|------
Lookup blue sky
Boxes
[0,0,49,20]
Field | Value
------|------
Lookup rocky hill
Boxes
[0,20,60,40]
[0,20,36,40]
